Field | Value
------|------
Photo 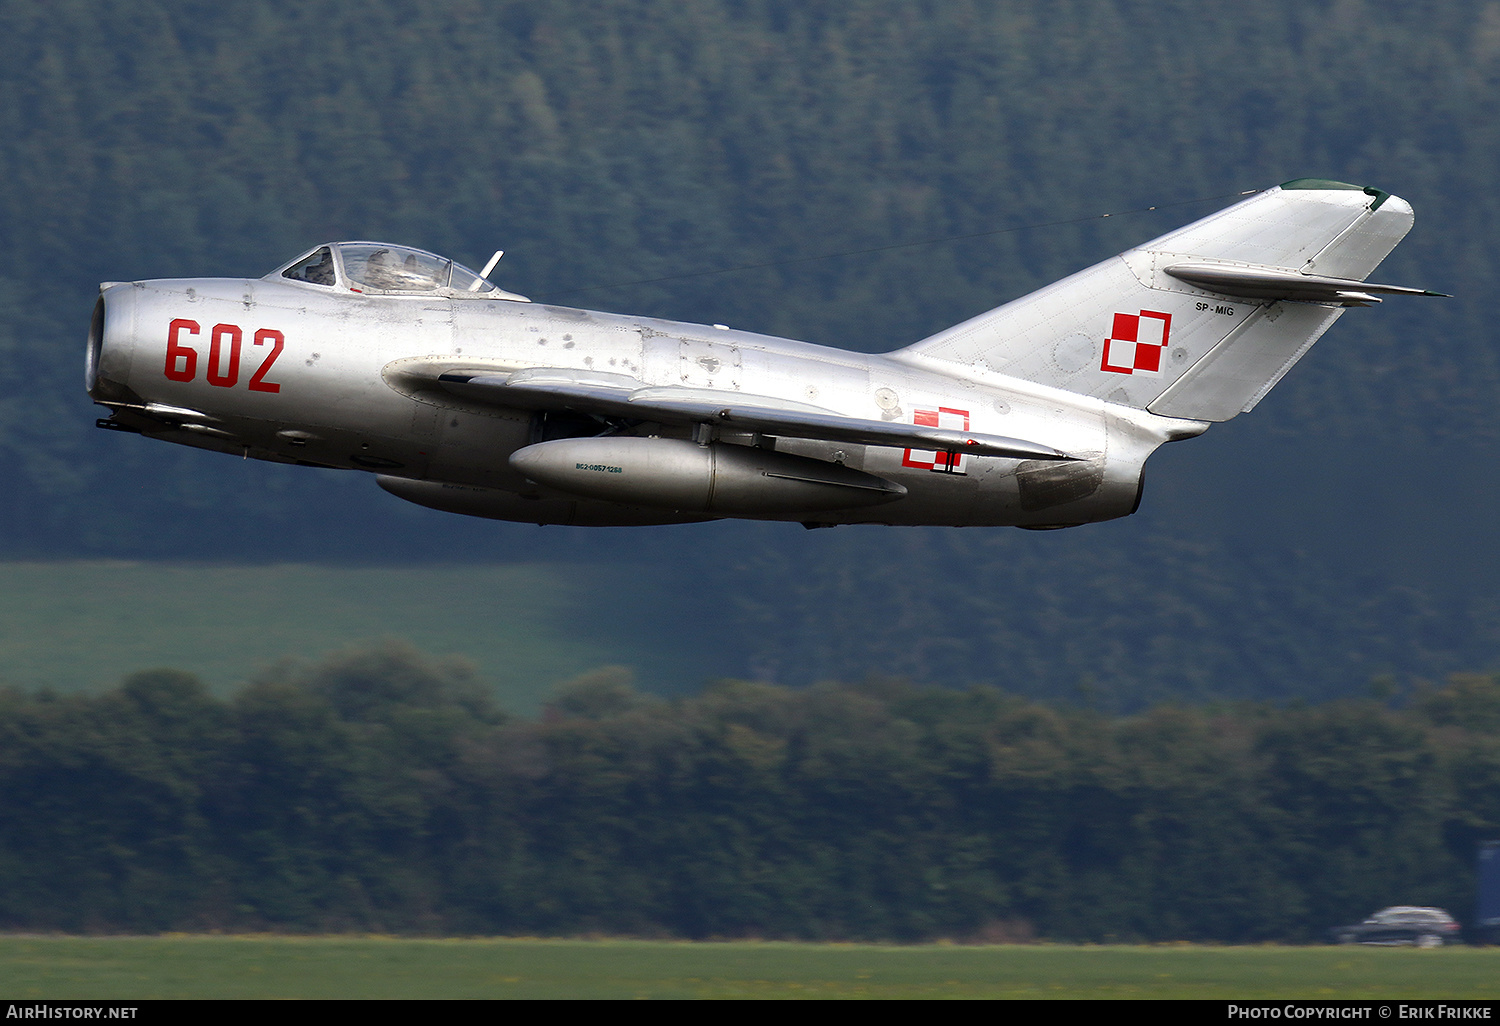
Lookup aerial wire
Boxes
[532,188,1260,302]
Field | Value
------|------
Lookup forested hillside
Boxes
[2,645,1496,941]
[2,1,1498,704]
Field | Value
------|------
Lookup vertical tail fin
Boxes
[899,180,1432,422]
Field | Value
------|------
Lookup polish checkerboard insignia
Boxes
[902,407,969,474]
[1102,310,1172,375]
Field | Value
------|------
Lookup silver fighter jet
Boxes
[87,179,1440,528]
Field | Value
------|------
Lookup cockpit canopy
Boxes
[272,242,528,301]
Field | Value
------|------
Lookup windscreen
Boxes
[281,246,336,286]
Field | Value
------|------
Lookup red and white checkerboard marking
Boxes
[902,407,969,474]
[1101,309,1172,375]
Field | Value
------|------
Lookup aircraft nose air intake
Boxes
[86,285,140,406]
[85,295,105,395]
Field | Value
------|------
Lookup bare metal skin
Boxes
[88,181,1436,528]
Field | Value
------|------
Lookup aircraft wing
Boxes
[436,368,1075,461]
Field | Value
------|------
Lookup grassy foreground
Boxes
[1,936,1498,999]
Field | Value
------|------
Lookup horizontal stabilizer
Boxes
[1165,262,1448,307]
[437,369,1075,461]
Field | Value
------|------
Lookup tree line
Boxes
[1,643,1495,941]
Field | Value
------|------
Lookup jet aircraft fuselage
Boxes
[87,181,1437,529]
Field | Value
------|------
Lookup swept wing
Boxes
[435,368,1075,462]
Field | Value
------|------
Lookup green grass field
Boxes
[1,936,1497,999]
[0,561,717,714]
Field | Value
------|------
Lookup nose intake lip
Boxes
[85,295,105,396]
[87,286,140,405]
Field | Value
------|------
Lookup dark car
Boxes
[1330,906,1461,947]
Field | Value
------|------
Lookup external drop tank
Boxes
[508,437,907,515]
